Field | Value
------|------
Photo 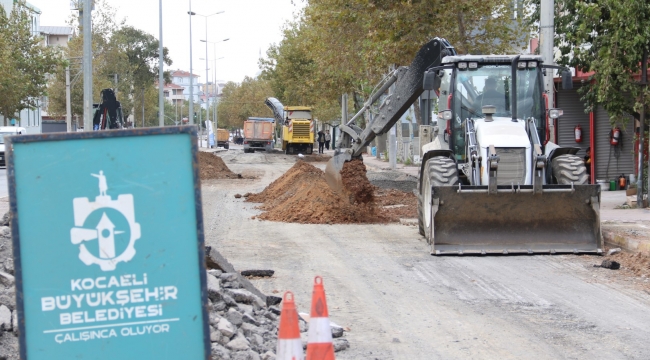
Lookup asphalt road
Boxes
[0,168,7,198]
[202,149,650,359]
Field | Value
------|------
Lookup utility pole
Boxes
[158,0,164,127]
[66,66,71,132]
[82,0,93,131]
[188,0,194,125]
[540,0,555,142]
[638,48,648,207]
[204,16,209,145]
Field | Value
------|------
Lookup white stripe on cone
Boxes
[277,339,304,360]
[308,317,332,343]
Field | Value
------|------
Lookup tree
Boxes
[534,0,650,199]
[0,2,62,125]
[260,0,530,125]
[544,0,650,124]
[46,0,172,125]
[217,77,274,129]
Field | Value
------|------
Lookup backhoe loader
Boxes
[325,38,602,255]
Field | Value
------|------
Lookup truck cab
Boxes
[0,126,27,166]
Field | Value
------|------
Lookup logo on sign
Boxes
[70,171,141,271]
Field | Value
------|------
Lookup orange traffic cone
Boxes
[277,291,304,360]
[306,276,335,360]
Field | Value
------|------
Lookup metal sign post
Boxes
[7,127,210,359]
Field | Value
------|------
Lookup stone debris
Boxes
[241,270,275,278]
[235,194,243,199]
[0,216,350,359]
[0,305,11,331]
[600,260,621,270]
[1,212,10,227]
[607,248,622,256]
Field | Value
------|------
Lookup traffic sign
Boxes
[7,127,210,359]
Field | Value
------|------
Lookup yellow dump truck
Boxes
[265,98,314,155]
[216,129,230,149]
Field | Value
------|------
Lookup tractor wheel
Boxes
[552,154,589,185]
[224,143,229,150]
[421,156,458,244]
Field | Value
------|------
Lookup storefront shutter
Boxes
[594,106,635,182]
[556,83,590,159]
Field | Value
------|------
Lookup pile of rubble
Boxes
[245,160,416,224]
[0,216,349,360]
[0,214,18,360]
[199,152,243,180]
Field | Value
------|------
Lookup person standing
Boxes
[317,130,325,154]
[325,130,331,150]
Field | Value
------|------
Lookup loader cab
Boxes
[434,56,547,165]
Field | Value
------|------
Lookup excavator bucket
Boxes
[426,184,603,255]
[324,151,351,193]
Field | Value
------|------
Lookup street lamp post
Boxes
[158,0,164,126]
[187,1,194,125]
[200,40,228,129]
[189,11,224,140]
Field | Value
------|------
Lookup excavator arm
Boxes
[326,38,456,190]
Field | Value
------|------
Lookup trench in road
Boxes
[203,150,650,359]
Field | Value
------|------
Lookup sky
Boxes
[30,0,304,83]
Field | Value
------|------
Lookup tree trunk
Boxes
[414,101,422,126]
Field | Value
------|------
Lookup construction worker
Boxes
[473,77,506,114]
[325,130,331,150]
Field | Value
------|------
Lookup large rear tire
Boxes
[421,157,458,243]
[552,154,588,185]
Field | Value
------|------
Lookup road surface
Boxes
[0,169,7,198]
[202,149,650,359]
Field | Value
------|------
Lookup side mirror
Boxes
[423,71,441,90]
[561,69,573,90]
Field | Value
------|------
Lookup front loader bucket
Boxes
[428,184,603,255]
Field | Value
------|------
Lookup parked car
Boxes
[0,126,27,166]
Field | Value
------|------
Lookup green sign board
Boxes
[7,127,210,359]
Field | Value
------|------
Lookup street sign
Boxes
[7,127,210,359]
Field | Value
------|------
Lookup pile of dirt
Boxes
[341,159,374,204]
[246,160,416,224]
[198,152,241,180]
[300,154,331,162]
[605,249,650,278]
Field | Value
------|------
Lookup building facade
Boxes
[555,78,638,185]
[171,70,201,103]
[40,26,74,47]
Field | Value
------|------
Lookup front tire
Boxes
[421,157,458,244]
[552,154,588,185]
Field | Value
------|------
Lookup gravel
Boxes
[0,213,349,359]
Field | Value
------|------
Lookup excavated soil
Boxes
[198,152,242,180]
[300,154,331,162]
[341,159,375,204]
[246,160,416,224]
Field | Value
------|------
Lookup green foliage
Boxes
[260,0,530,125]
[0,2,63,124]
[46,0,172,125]
[216,77,274,129]
[545,0,650,124]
